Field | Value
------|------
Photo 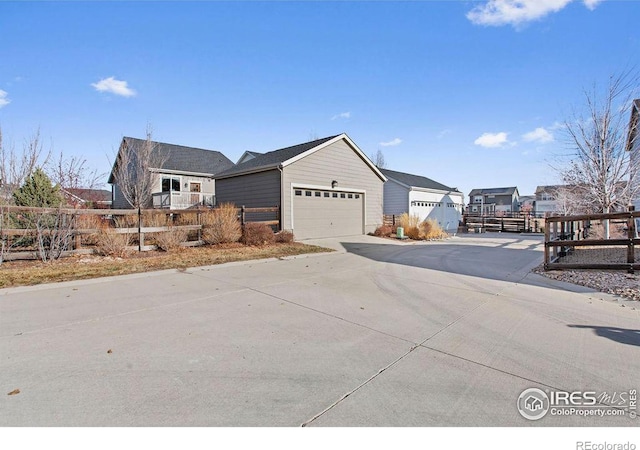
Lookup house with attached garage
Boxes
[468,187,520,215]
[214,133,386,239]
[380,168,464,232]
[108,137,235,209]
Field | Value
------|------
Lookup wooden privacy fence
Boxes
[0,205,280,261]
[544,208,640,271]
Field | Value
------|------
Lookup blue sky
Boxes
[1,0,639,200]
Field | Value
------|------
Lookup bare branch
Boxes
[113,125,168,208]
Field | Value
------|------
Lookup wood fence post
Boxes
[544,218,550,269]
[241,205,246,227]
[138,207,143,252]
[197,210,202,242]
[278,204,282,231]
[628,206,635,271]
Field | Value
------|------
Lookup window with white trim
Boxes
[162,176,181,192]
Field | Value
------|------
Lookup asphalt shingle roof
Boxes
[215,135,339,178]
[109,138,235,183]
[380,168,460,193]
[468,187,518,196]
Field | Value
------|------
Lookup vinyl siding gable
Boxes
[383,179,410,215]
[282,138,383,233]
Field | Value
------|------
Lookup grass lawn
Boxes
[0,242,331,288]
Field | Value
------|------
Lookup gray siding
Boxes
[215,169,281,209]
[282,139,384,233]
[383,179,410,215]
[111,183,133,209]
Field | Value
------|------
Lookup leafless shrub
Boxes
[96,226,132,258]
[202,203,241,244]
[373,225,394,237]
[241,222,275,246]
[143,212,188,252]
[76,213,103,246]
[154,228,189,252]
[274,230,294,243]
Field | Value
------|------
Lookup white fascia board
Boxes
[281,133,388,182]
[410,186,463,196]
[149,168,214,178]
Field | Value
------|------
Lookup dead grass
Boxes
[0,242,331,288]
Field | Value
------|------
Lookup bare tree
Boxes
[371,148,386,168]
[0,127,51,199]
[558,71,640,238]
[48,151,105,191]
[112,125,166,209]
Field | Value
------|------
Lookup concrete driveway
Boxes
[1,233,639,426]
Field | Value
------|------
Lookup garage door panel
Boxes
[293,189,363,239]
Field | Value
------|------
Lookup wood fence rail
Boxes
[544,207,639,271]
[0,205,280,261]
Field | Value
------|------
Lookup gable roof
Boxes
[108,137,235,183]
[380,168,460,193]
[535,185,564,195]
[236,150,263,164]
[468,187,519,197]
[215,133,386,181]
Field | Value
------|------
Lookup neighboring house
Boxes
[535,185,562,216]
[518,195,536,215]
[62,188,112,209]
[108,137,235,209]
[379,167,464,232]
[468,187,519,214]
[236,151,262,165]
[214,133,386,239]
[627,99,640,210]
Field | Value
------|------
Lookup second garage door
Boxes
[292,188,364,239]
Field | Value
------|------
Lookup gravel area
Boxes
[533,246,640,301]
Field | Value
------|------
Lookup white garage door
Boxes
[292,188,364,239]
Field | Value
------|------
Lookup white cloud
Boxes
[522,127,554,143]
[379,138,402,147]
[91,77,137,97]
[0,90,10,108]
[467,0,604,27]
[474,132,510,148]
[331,112,351,120]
